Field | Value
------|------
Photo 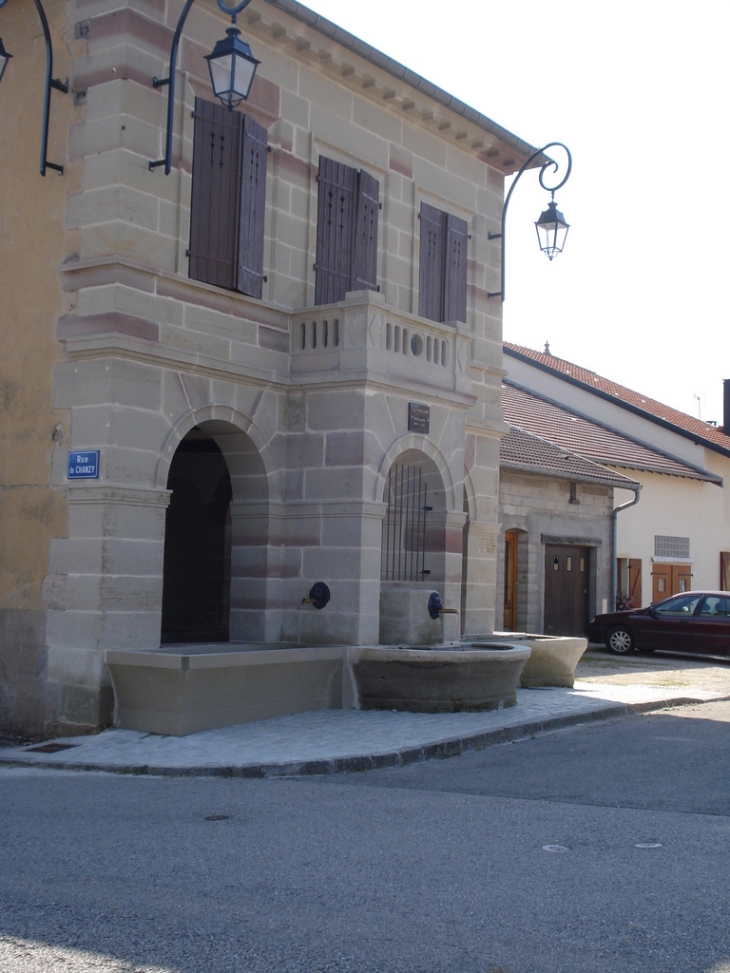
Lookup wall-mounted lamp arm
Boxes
[149,0,195,174]
[149,0,254,174]
[35,0,68,175]
[487,141,572,302]
[0,0,69,176]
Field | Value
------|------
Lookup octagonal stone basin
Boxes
[352,644,531,714]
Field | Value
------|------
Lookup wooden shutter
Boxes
[443,213,468,323]
[237,114,268,299]
[315,157,357,305]
[189,98,242,290]
[350,168,379,292]
[628,558,642,606]
[721,552,730,590]
[418,203,445,322]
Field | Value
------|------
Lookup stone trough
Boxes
[104,632,586,735]
[483,633,588,688]
[351,644,531,713]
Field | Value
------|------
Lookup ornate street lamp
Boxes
[534,197,570,261]
[488,142,572,301]
[0,36,12,85]
[150,0,259,173]
[205,27,259,111]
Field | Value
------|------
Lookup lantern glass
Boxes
[535,199,570,261]
[0,37,12,85]
[205,28,259,111]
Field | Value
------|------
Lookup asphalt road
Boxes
[1,701,729,973]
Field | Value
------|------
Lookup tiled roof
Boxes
[502,383,718,481]
[500,425,640,487]
[505,342,730,453]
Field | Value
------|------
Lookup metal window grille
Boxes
[654,535,690,558]
[381,464,431,581]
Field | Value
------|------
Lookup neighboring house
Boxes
[502,343,730,621]
[497,422,640,635]
[0,0,542,735]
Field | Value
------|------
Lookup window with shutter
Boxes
[315,156,380,305]
[189,98,268,299]
[418,202,468,324]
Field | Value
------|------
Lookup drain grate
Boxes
[24,743,79,754]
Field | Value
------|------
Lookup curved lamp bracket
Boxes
[150,0,254,174]
[0,0,69,176]
[487,141,572,302]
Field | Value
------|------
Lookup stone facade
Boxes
[0,0,542,735]
[496,471,613,633]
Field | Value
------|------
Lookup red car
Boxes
[587,591,730,657]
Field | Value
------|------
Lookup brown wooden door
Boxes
[673,564,692,594]
[503,531,518,631]
[721,552,730,590]
[652,563,692,603]
[628,558,642,607]
[544,545,589,636]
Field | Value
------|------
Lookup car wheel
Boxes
[606,625,634,655]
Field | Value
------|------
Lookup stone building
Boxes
[497,375,724,636]
[0,0,551,736]
[496,420,639,636]
[503,344,730,609]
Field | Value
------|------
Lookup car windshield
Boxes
[699,595,730,616]
[653,593,702,616]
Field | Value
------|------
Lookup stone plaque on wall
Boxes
[408,403,430,434]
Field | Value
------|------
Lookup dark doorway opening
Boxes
[162,427,232,643]
[503,530,518,631]
[544,544,589,636]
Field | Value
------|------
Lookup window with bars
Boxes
[381,463,432,582]
[418,202,468,324]
[188,99,268,299]
[314,156,380,305]
[654,535,691,558]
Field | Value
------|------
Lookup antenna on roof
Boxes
[544,341,551,355]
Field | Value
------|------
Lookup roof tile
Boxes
[505,342,730,450]
[500,426,640,487]
[502,383,715,481]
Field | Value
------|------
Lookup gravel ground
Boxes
[577,645,730,694]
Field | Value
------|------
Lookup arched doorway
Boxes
[379,450,450,644]
[380,450,447,584]
[162,427,232,643]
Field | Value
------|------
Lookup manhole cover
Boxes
[542,844,569,853]
[24,743,79,754]
[205,814,229,821]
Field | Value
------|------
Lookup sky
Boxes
[302,0,730,424]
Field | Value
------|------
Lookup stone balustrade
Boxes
[291,291,473,399]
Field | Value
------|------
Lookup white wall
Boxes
[614,469,729,605]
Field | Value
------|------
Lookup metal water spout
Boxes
[427,592,458,620]
[301,582,331,609]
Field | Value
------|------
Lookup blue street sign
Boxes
[67,450,100,479]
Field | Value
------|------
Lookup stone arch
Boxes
[155,405,280,502]
[159,410,276,644]
[379,447,448,586]
[375,434,457,511]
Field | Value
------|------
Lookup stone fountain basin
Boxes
[352,644,531,714]
[477,635,587,688]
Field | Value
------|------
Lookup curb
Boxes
[2,693,725,779]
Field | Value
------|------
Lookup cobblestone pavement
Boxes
[1,649,728,777]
